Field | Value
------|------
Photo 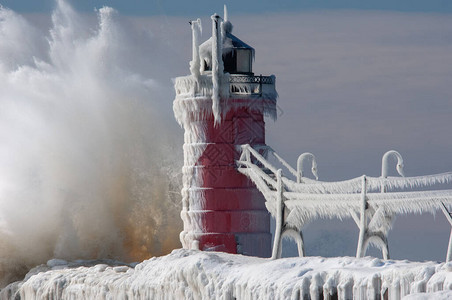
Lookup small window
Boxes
[236,49,252,73]
[223,51,235,74]
[203,59,211,71]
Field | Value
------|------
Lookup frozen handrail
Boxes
[237,144,452,262]
[229,75,275,96]
[278,173,452,194]
[238,144,319,183]
[229,75,274,84]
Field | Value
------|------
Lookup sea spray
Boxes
[0,1,182,287]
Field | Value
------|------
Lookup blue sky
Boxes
[1,0,452,15]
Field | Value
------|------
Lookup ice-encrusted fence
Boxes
[237,144,452,261]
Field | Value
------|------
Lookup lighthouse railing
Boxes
[229,74,275,96]
[174,73,277,100]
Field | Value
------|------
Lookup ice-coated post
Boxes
[189,19,201,77]
[440,203,452,262]
[356,175,368,258]
[280,228,305,258]
[377,150,404,259]
[211,14,222,124]
[447,229,452,262]
[272,169,284,260]
[295,231,305,257]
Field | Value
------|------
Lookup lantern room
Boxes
[198,17,254,76]
[223,31,254,75]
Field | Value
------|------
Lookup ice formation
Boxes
[2,249,452,299]
[237,144,452,260]
[0,0,182,287]
[211,14,223,125]
[189,19,202,78]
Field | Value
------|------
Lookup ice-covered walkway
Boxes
[2,249,452,299]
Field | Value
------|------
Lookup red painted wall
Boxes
[188,103,272,257]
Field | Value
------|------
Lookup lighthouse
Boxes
[173,8,277,257]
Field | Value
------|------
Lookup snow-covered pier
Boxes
[2,249,452,299]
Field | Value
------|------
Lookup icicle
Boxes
[189,19,202,77]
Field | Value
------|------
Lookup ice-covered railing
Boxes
[237,144,452,261]
[173,74,277,99]
[173,73,278,127]
[229,74,276,97]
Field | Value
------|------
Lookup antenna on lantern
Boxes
[223,5,233,34]
[224,5,228,22]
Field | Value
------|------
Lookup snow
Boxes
[2,249,452,299]
[405,291,452,300]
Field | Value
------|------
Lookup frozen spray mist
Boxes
[0,0,182,286]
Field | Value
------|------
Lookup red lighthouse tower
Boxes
[173,9,277,257]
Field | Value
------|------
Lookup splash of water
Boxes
[0,0,182,286]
